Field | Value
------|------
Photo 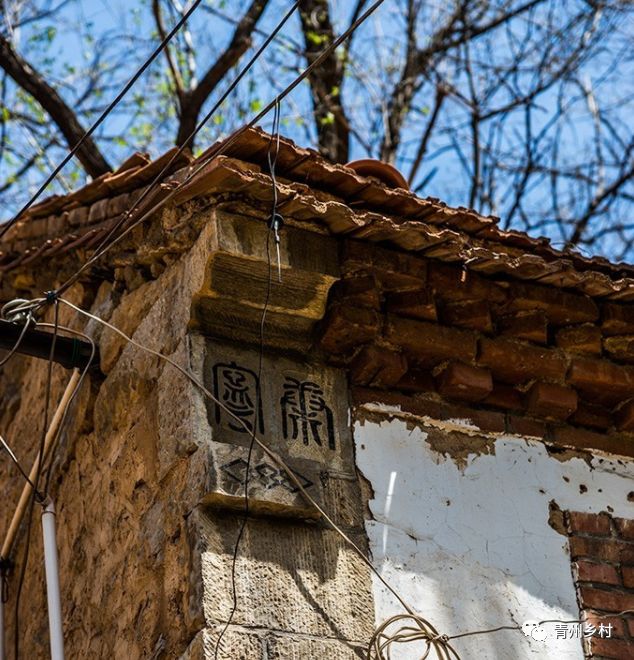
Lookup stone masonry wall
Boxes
[0,207,376,659]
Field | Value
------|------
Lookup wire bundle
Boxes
[368,613,459,660]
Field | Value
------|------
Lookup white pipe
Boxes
[41,498,65,660]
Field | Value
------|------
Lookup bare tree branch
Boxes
[175,0,270,147]
[0,33,111,177]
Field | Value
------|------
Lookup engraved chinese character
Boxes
[213,362,263,434]
[598,623,612,638]
[280,377,335,450]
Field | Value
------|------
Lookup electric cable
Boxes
[54,0,301,295]
[0,0,206,241]
[45,295,634,659]
[0,314,32,369]
[52,0,387,298]
[12,299,59,660]
[213,98,281,660]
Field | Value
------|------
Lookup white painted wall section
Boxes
[354,413,634,659]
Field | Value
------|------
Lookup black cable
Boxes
[12,300,59,660]
[55,0,301,297]
[0,0,205,241]
[214,99,281,659]
[52,0,385,298]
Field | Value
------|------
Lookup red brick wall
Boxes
[567,511,634,658]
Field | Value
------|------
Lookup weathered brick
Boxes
[574,560,620,585]
[385,316,477,366]
[107,192,133,218]
[583,612,627,638]
[436,362,493,402]
[506,415,546,438]
[605,335,634,363]
[525,382,578,420]
[569,511,612,536]
[394,369,436,394]
[498,310,548,344]
[320,304,381,354]
[580,587,634,613]
[350,345,407,388]
[556,325,602,355]
[385,289,437,321]
[587,635,634,658]
[478,337,566,384]
[330,275,381,309]
[623,566,634,589]
[615,400,634,432]
[482,384,523,411]
[440,402,506,433]
[602,303,634,337]
[569,537,628,562]
[67,205,89,227]
[87,197,110,224]
[614,518,634,541]
[567,358,634,406]
[341,240,427,289]
[440,299,492,332]
[506,282,598,325]
[428,261,507,304]
[553,426,634,458]
[570,402,613,431]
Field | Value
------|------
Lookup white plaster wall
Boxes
[354,410,634,659]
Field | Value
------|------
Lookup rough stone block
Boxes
[525,382,578,420]
[266,634,367,659]
[201,627,264,660]
[200,516,375,641]
[200,340,355,517]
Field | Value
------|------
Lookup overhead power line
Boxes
[0,0,206,241]
[54,0,387,296]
